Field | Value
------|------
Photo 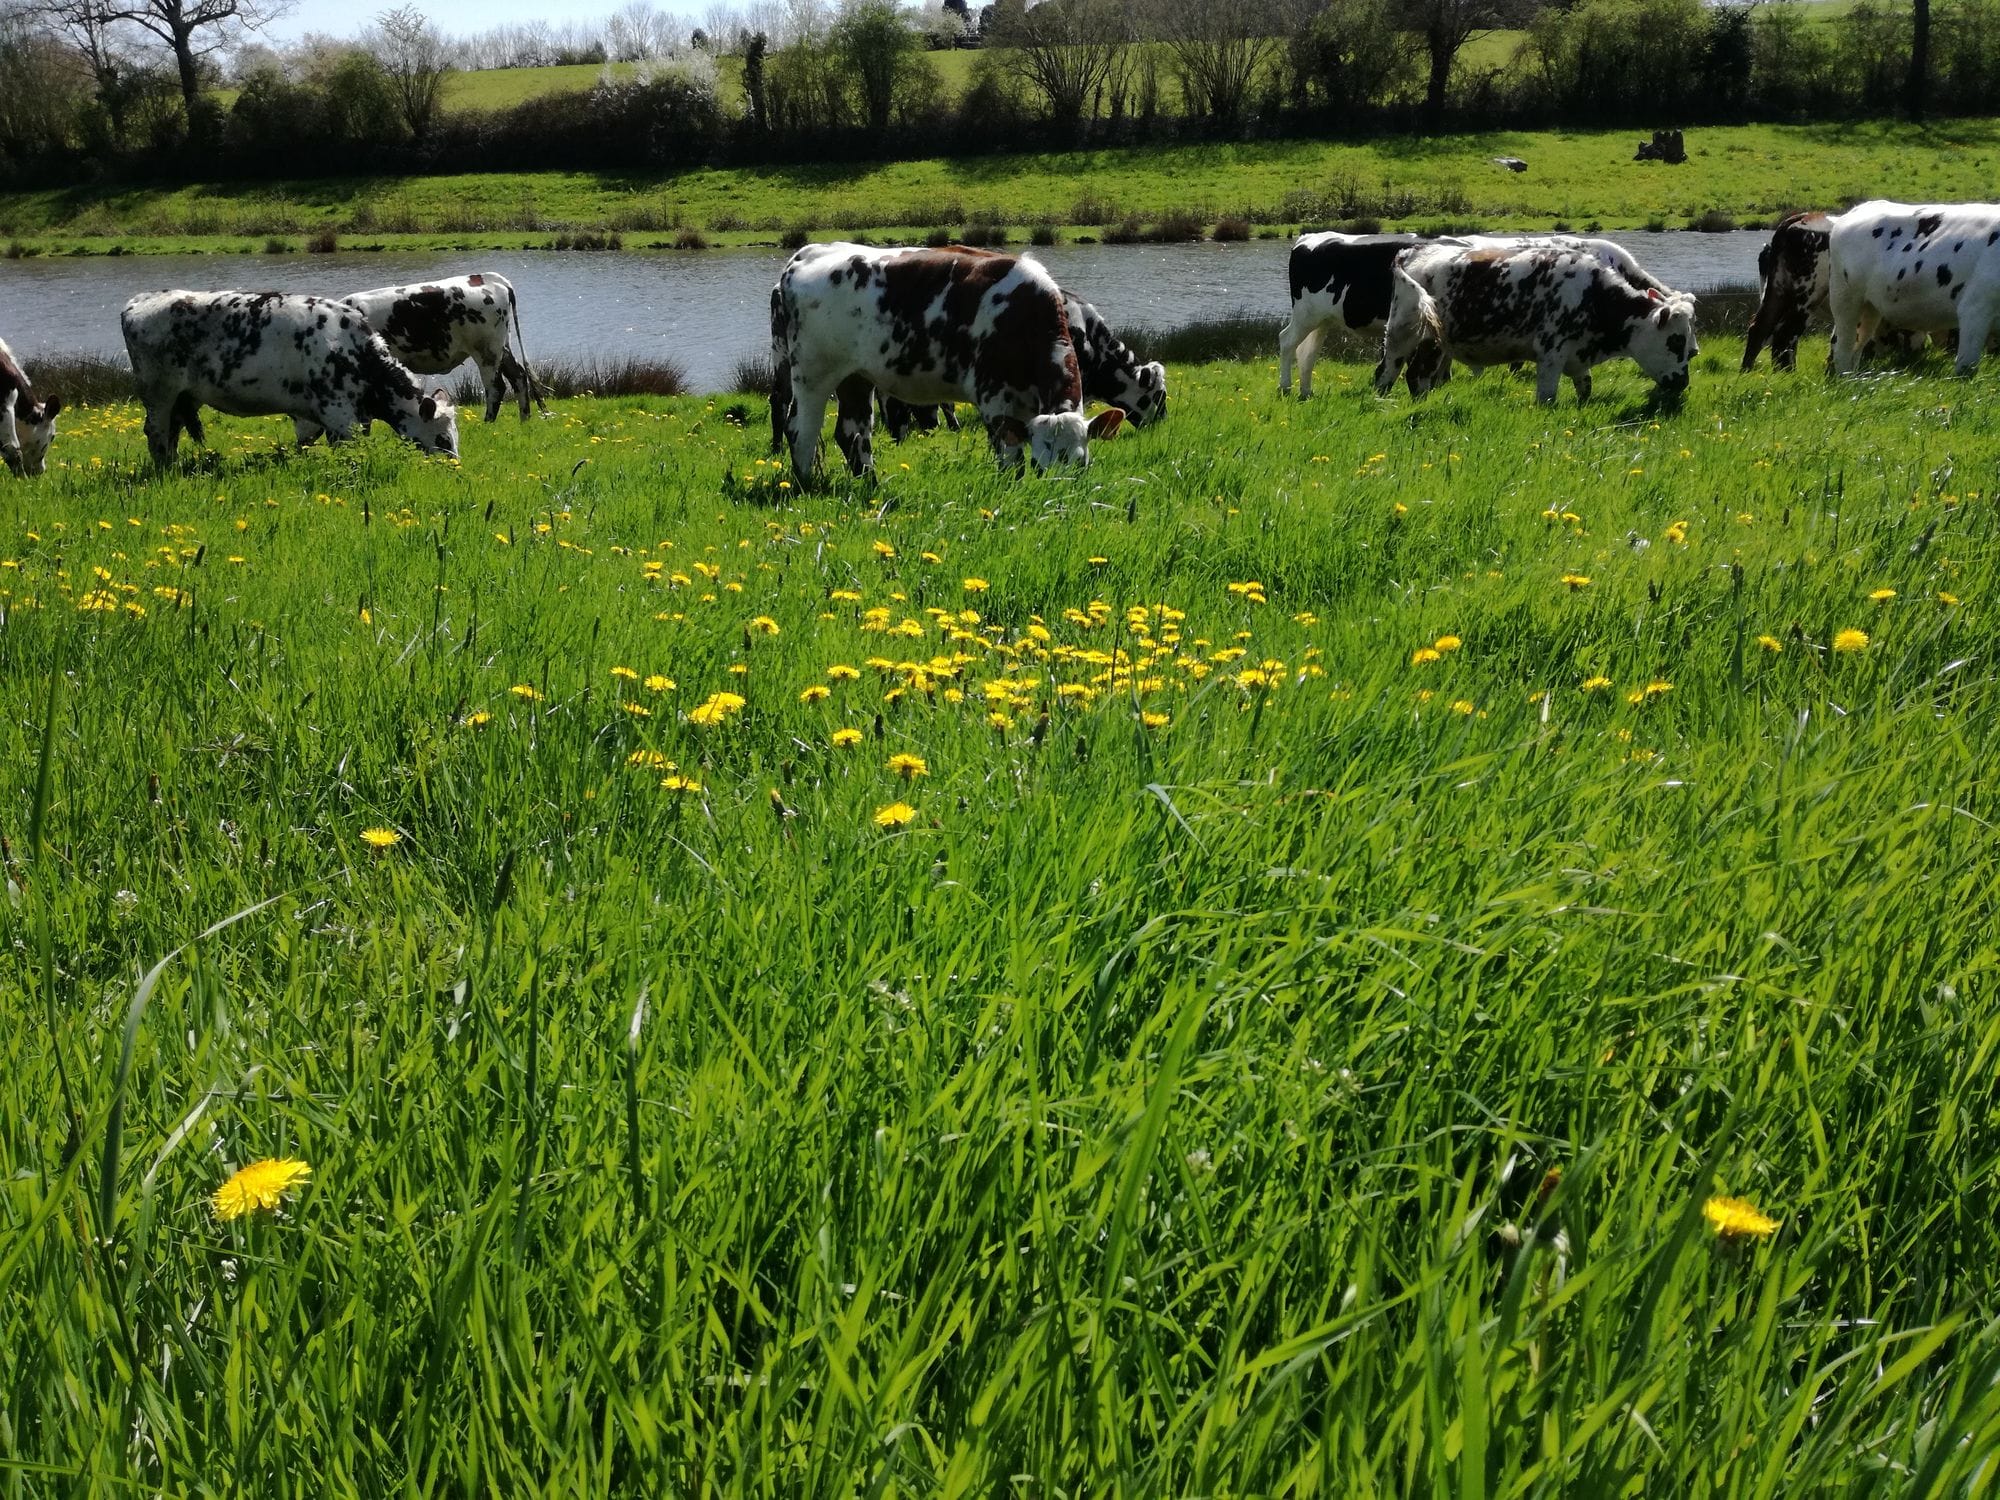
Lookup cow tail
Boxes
[508,281,548,414]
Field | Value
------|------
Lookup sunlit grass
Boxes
[4,340,2000,1493]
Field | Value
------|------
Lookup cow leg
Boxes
[477,354,507,422]
[1954,293,1995,378]
[1533,357,1565,405]
[1277,314,1302,396]
[1563,358,1593,403]
[942,404,960,433]
[1827,278,1869,376]
[769,361,794,456]
[784,373,830,485]
[497,348,533,419]
[141,400,178,467]
[983,418,1027,474]
[834,376,874,476]
[1293,327,1326,400]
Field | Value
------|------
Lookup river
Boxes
[0,231,1769,394]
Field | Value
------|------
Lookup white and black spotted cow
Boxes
[339,272,542,421]
[770,243,1122,483]
[1279,231,1672,397]
[1827,200,2000,379]
[122,291,459,466]
[1,337,61,478]
[876,288,1166,441]
[1376,244,1698,404]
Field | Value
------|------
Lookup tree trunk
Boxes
[1907,0,1929,122]
[172,31,200,119]
[1425,29,1453,124]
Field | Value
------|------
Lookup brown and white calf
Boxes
[122,291,459,466]
[1376,244,1698,404]
[1741,212,1929,371]
[770,243,1121,482]
[0,337,61,478]
[338,272,541,421]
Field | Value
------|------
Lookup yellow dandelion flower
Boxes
[1833,628,1869,653]
[660,773,705,793]
[1938,591,1960,605]
[359,827,401,849]
[1560,573,1591,589]
[987,710,1014,730]
[1581,675,1612,693]
[874,801,917,829]
[1411,647,1441,666]
[831,727,863,748]
[1664,521,1688,544]
[1704,1195,1779,1239]
[1140,710,1170,729]
[748,615,780,634]
[212,1158,311,1221]
[887,752,929,779]
[1757,635,1783,653]
[872,540,897,558]
[509,683,542,701]
[464,710,492,728]
[1868,588,1896,603]
[1088,555,1109,566]
[1644,680,1673,699]
[644,674,675,693]
[623,702,650,718]
[921,551,942,564]
[1434,635,1462,652]
[827,663,861,682]
[797,683,831,704]
[611,665,638,681]
[1450,700,1475,715]
[962,577,989,593]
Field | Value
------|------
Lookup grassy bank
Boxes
[4,118,1997,257]
[4,340,2000,1492]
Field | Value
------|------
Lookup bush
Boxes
[729,354,777,396]
[923,226,954,248]
[306,227,339,253]
[459,355,689,402]
[263,237,291,254]
[1030,222,1061,246]
[1687,208,1738,232]
[780,224,812,250]
[673,228,710,249]
[1213,216,1251,242]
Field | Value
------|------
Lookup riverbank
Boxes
[4,119,1995,258]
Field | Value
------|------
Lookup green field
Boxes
[6,120,1998,257]
[5,339,2000,1492]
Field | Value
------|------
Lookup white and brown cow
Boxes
[1828,200,2000,378]
[770,243,1121,482]
[1376,244,1698,404]
[1280,231,1672,398]
[1742,212,1932,371]
[1,337,61,478]
[338,272,541,421]
[122,291,459,466]
[875,284,1166,441]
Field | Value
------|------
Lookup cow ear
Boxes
[432,386,453,409]
[1645,287,1662,302]
[419,396,437,421]
[39,397,61,420]
[1087,408,1124,440]
[991,417,1028,446]
[1653,306,1672,327]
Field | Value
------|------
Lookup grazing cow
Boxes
[1376,244,1698,404]
[1826,200,2000,378]
[1278,232,1421,397]
[1280,231,1671,396]
[0,337,61,478]
[770,243,1121,483]
[122,291,459,466]
[338,273,541,421]
[878,287,1166,440]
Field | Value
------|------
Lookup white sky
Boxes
[266,0,682,41]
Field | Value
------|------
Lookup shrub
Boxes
[306,227,339,253]
[1030,222,1061,246]
[1687,208,1738,232]
[263,238,291,254]
[923,227,953,248]
[1102,214,1145,245]
[780,225,812,250]
[729,354,777,396]
[1212,217,1251,242]
[673,228,710,250]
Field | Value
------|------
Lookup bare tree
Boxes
[52,0,294,119]
[1396,0,1528,123]
[1907,0,1929,119]
[372,4,449,138]
[1157,0,1279,122]
[992,0,1132,124]
[22,0,133,128]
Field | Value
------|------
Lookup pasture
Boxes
[4,341,2000,1494]
[6,119,2000,257]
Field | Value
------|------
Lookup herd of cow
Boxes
[1,198,1995,484]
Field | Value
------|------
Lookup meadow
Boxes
[6,119,2000,256]
[3,339,2000,1495]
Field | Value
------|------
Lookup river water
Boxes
[0,231,1768,394]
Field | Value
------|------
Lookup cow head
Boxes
[3,393,60,478]
[399,388,460,458]
[994,408,1124,472]
[1629,292,1699,395]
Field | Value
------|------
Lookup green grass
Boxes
[7,119,2000,256]
[5,339,2000,1493]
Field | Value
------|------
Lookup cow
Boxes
[1826,200,2000,379]
[770,243,1122,483]
[877,287,1166,442]
[122,291,459,467]
[1743,212,1942,371]
[337,272,542,421]
[1280,231,1671,397]
[0,337,61,478]
[1375,244,1699,405]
